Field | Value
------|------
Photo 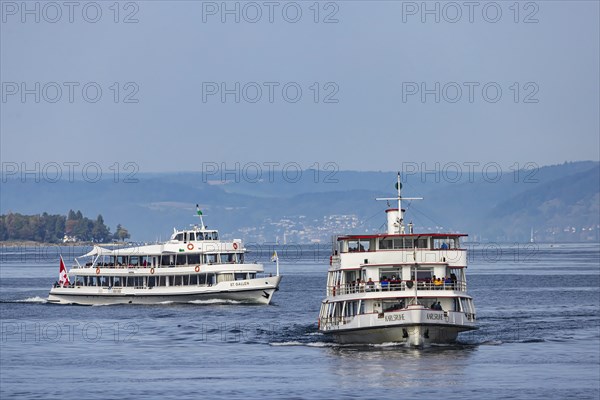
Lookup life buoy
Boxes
[95,267,100,275]
[233,243,238,250]
[187,243,194,250]
[150,268,155,275]
[195,265,200,273]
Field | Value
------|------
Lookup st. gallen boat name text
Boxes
[318,174,477,345]
[48,213,281,305]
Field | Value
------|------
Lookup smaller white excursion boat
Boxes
[48,207,281,305]
[318,174,477,345]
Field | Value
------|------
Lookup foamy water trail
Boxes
[15,296,48,303]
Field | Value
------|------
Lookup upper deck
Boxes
[332,233,468,269]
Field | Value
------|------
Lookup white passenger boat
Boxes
[48,208,281,305]
[318,174,477,345]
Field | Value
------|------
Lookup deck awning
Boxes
[78,244,168,257]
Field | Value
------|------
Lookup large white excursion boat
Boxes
[48,208,281,305]
[318,174,477,345]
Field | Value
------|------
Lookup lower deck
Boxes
[48,276,281,305]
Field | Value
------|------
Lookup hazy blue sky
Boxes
[1,1,599,173]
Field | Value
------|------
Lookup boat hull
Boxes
[48,277,281,306]
[327,323,475,346]
[319,307,476,345]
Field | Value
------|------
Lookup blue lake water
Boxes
[1,243,599,399]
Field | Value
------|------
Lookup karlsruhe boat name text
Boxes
[384,312,445,322]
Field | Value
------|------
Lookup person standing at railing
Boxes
[381,276,389,290]
[444,276,453,289]
[357,279,365,293]
[366,278,374,291]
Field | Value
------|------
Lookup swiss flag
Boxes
[58,255,70,287]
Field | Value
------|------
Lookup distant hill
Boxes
[1,161,598,243]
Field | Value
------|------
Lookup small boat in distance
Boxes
[318,174,477,345]
[48,206,281,305]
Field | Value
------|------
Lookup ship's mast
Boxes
[196,204,206,230]
[376,172,423,234]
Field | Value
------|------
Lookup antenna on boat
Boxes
[195,204,206,230]
[376,172,423,234]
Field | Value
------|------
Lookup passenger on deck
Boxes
[366,278,374,291]
[381,276,389,290]
[434,278,443,288]
[357,279,365,292]
[444,276,453,288]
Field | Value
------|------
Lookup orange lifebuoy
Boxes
[195,265,200,273]
[95,267,100,275]
[233,243,238,250]
[187,243,194,250]
[150,268,155,275]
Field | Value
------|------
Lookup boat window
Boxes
[206,254,217,264]
[348,239,369,252]
[161,255,174,266]
[433,237,451,249]
[217,273,233,283]
[343,270,359,283]
[189,232,195,241]
[379,268,401,282]
[379,239,392,249]
[221,253,235,263]
[393,239,408,249]
[383,299,405,312]
[213,232,218,240]
[359,240,370,251]
[176,254,187,266]
[175,233,184,241]
[411,268,433,281]
[188,254,201,265]
[130,256,139,266]
[236,253,243,264]
[234,273,247,280]
[249,273,256,279]
[344,301,359,317]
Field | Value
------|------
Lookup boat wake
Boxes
[13,296,48,304]
[187,299,244,305]
[270,341,338,348]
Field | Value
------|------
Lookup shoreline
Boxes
[0,241,129,247]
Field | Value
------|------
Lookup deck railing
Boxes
[327,280,467,296]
